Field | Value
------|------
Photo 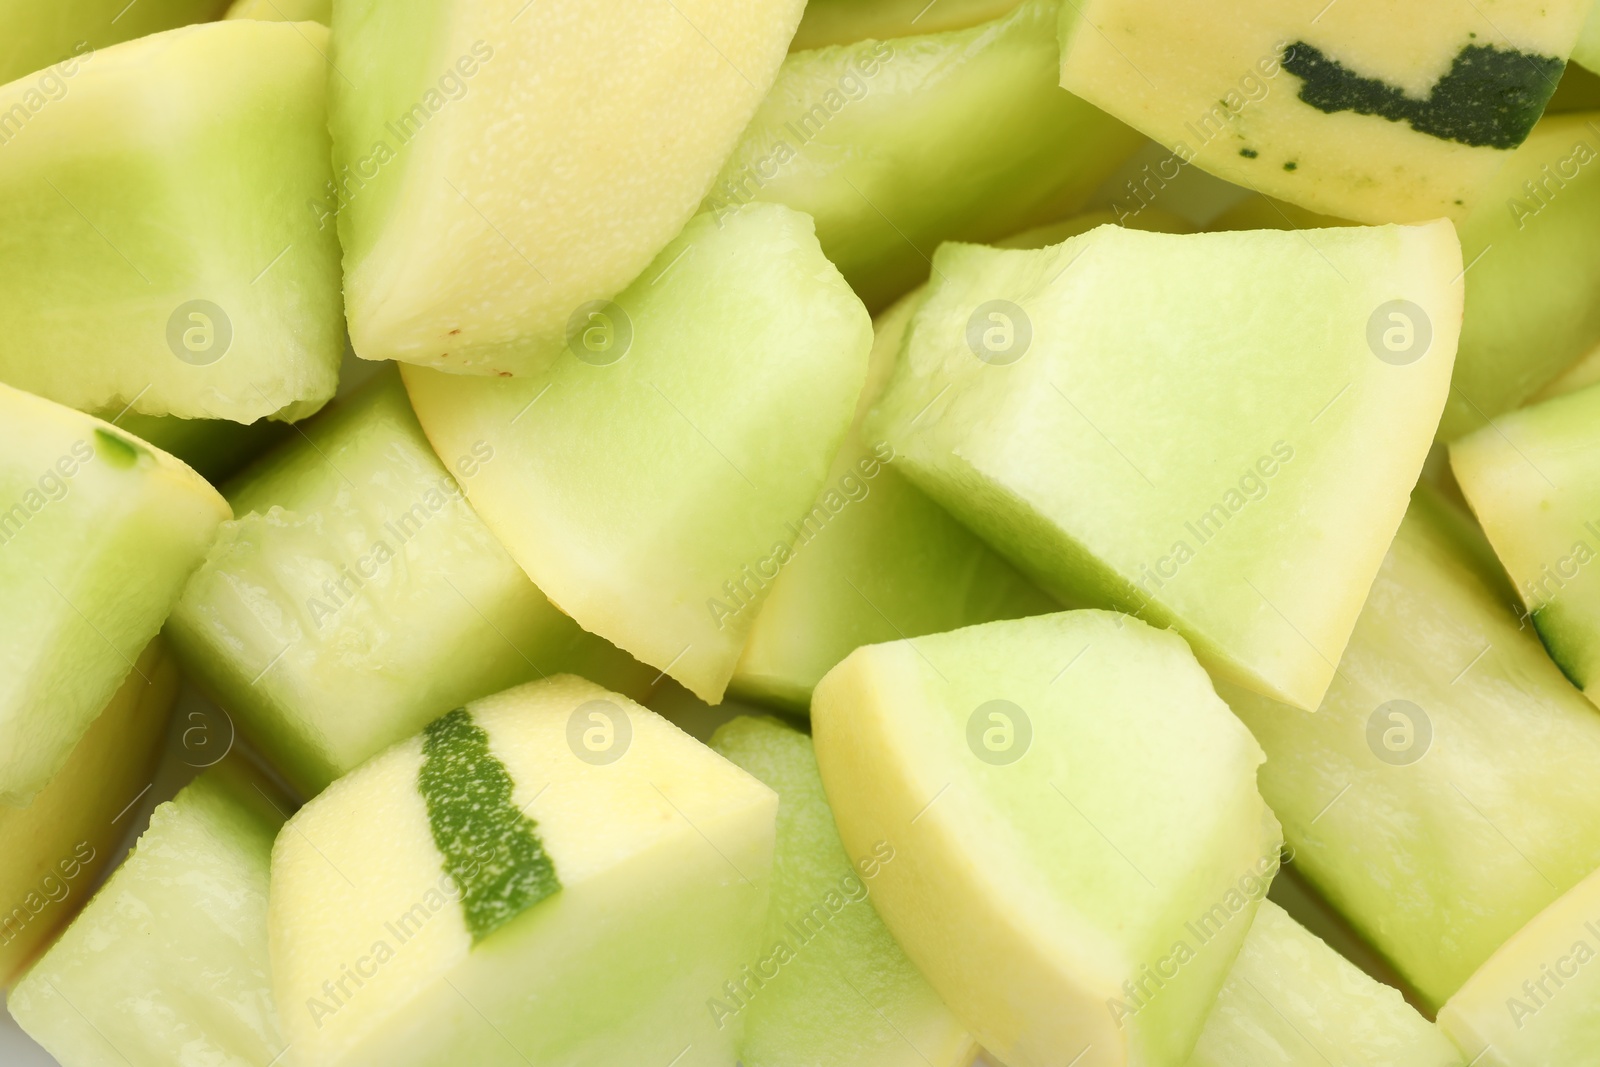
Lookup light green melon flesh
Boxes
[403,204,871,703]
[331,0,802,375]
[167,371,653,798]
[1575,2,1600,73]
[870,221,1460,711]
[8,759,288,1066]
[709,0,1144,311]
[0,382,228,803]
[225,0,329,20]
[811,610,1281,1067]
[0,21,343,423]
[709,715,976,1067]
[0,0,227,85]
[1450,381,1600,693]
[1226,489,1600,1007]
[1188,900,1461,1067]
[271,675,777,1067]
[1059,0,1588,224]
[791,0,1017,50]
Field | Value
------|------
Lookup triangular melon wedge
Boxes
[870,221,1461,711]
[269,675,777,1067]
[811,610,1282,1067]
[0,0,226,86]
[0,21,344,423]
[331,0,802,376]
[0,382,228,804]
[1058,0,1591,223]
[403,204,872,703]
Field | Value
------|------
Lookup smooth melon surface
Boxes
[1576,2,1600,73]
[811,611,1281,1067]
[225,0,329,19]
[870,221,1461,711]
[0,21,343,422]
[0,0,227,86]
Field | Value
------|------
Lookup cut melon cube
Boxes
[709,715,976,1067]
[709,0,1144,310]
[332,0,801,376]
[0,0,225,86]
[225,0,328,20]
[870,221,1461,711]
[1226,489,1600,1007]
[1058,0,1589,223]
[270,675,777,1067]
[0,21,343,423]
[8,759,288,1066]
[0,383,228,803]
[811,610,1282,1067]
[0,639,176,986]
[1188,900,1462,1067]
[791,0,1016,50]
[403,204,872,703]
[167,370,653,798]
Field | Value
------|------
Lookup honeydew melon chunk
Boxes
[709,715,976,1067]
[332,0,802,376]
[1450,382,1600,696]
[708,0,1144,310]
[1576,2,1600,74]
[1533,337,1600,402]
[403,204,871,703]
[870,221,1461,711]
[0,21,343,422]
[791,0,1017,51]
[0,0,226,86]
[0,639,176,987]
[1225,489,1600,1007]
[811,610,1282,1067]
[1059,0,1588,224]
[1188,901,1462,1067]
[167,370,653,798]
[0,383,228,804]
[270,675,777,1067]
[8,758,288,1066]
[225,0,329,21]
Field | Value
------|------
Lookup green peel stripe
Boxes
[418,708,560,943]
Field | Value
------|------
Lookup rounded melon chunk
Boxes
[331,0,803,376]
[0,382,228,804]
[0,0,226,87]
[811,610,1282,1067]
[270,675,778,1067]
[0,21,344,422]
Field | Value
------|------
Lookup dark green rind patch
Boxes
[92,428,146,468]
[1532,606,1592,691]
[1283,41,1563,149]
[418,707,561,943]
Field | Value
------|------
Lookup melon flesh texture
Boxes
[403,204,871,703]
[0,382,228,804]
[869,221,1461,712]
[8,759,288,1066]
[270,675,777,1067]
[0,21,343,423]
[1188,901,1462,1067]
[225,0,329,20]
[1575,2,1600,74]
[791,0,1017,51]
[331,0,801,376]
[708,0,1144,311]
[811,610,1282,1067]
[0,0,227,86]
[1226,489,1600,1008]
[709,715,976,1067]
[0,639,175,986]
[167,371,653,798]
[1450,381,1600,697]
[1059,0,1588,224]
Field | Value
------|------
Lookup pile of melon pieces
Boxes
[10,0,1600,1064]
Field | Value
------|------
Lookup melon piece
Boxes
[1451,381,1600,697]
[403,204,871,703]
[1059,0,1590,224]
[167,371,653,798]
[869,221,1461,711]
[0,640,176,986]
[0,21,343,423]
[1575,2,1600,74]
[811,610,1282,1067]
[0,0,226,86]
[1225,489,1600,1007]
[111,410,291,484]
[1533,337,1600,402]
[331,0,802,376]
[1439,862,1600,1065]
[791,0,1017,51]
[709,715,976,1067]
[270,675,777,1067]
[708,0,1144,310]
[0,382,228,803]
[8,758,288,1066]
[1189,900,1462,1067]
[226,0,329,20]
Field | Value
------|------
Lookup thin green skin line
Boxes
[418,707,561,943]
